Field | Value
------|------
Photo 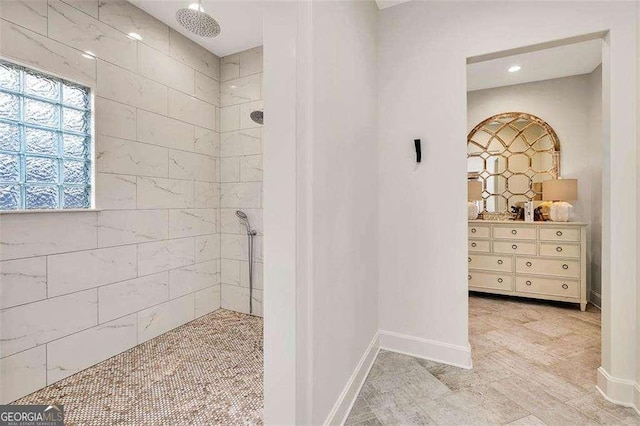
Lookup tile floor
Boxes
[12,309,263,426]
[346,294,640,425]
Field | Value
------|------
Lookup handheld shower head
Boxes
[236,210,253,234]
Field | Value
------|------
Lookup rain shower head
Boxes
[250,110,263,125]
[176,0,220,38]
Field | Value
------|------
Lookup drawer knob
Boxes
[497,259,503,265]
[468,275,471,280]
[471,228,477,233]
[556,231,563,237]
[556,246,563,252]
[526,280,532,286]
[526,261,532,267]
[511,229,517,235]
[562,264,569,270]
[471,242,477,248]
[468,257,472,263]
[512,244,518,250]
[498,278,503,283]
[562,283,569,289]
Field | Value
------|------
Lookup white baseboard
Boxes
[596,366,638,414]
[324,332,380,426]
[378,329,472,369]
[590,291,602,308]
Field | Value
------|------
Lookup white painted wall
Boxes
[378,0,636,406]
[467,70,603,303]
[0,0,221,404]
[307,1,380,423]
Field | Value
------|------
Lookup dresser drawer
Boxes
[493,225,536,240]
[469,239,490,252]
[516,276,580,299]
[469,225,490,238]
[468,254,513,273]
[516,257,580,278]
[539,227,581,242]
[539,242,581,259]
[493,240,536,255]
[469,271,513,291]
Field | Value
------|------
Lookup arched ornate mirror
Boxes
[467,112,560,213]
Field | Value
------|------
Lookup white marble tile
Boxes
[221,233,248,261]
[240,261,263,290]
[99,272,169,323]
[168,89,216,130]
[220,105,240,132]
[98,210,168,247]
[195,234,220,262]
[95,173,137,210]
[169,209,216,238]
[194,127,220,157]
[195,72,219,106]
[137,293,194,343]
[0,22,96,85]
[220,182,262,208]
[48,0,137,71]
[221,284,262,316]
[168,29,219,80]
[0,212,97,261]
[0,1,48,36]
[239,46,263,77]
[48,246,137,297]
[136,177,194,209]
[220,258,240,286]
[254,235,263,263]
[0,257,46,309]
[220,53,239,82]
[240,100,263,130]
[221,157,240,182]
[137,237,195,276]
[220,208,241,234]
[0,289,97,357]
[169,260,219,298]
[96,135,168,178]
[194,285,220,317]
[220,128,261,157]
[61,0,98,18]
[195,182,220,208]
[46,314,137,384]
[168,149,217,182]
[138,43,195,95]
[97,60,167,115]
[95,97,136,140]
[0,346,46,404]
[136,109,195,152]
[240,155,263,182]
[220,74,261,107]
[98,0,169,54]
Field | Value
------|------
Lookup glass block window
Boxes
[0,60,92,210]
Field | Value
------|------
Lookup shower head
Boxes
[236,210,252,233]
[250,110,263,125]
[176,0,220,38]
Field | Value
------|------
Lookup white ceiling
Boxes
[130,0,269,57]
[467,39,602,92]
[375,0,411,9]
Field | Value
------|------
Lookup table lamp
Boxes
[542,178,577,222]
[468,180,483,220]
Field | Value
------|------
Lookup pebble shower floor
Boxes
[12,310,263,425]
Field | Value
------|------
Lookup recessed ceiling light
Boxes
[188,3,203,11]
[508,65,522,73]
[82,51,96,59]
[127,32,142,41]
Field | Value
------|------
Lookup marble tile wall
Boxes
[0,0,221,403]
[219,47,263,317]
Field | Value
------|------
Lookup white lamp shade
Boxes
[468,180,482,201]
[542,179,577,201]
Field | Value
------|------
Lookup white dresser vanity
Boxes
[468,220,588,311]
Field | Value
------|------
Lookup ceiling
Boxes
[131,0,411,58]
[467,39,602,92]
[130,0,269,57]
